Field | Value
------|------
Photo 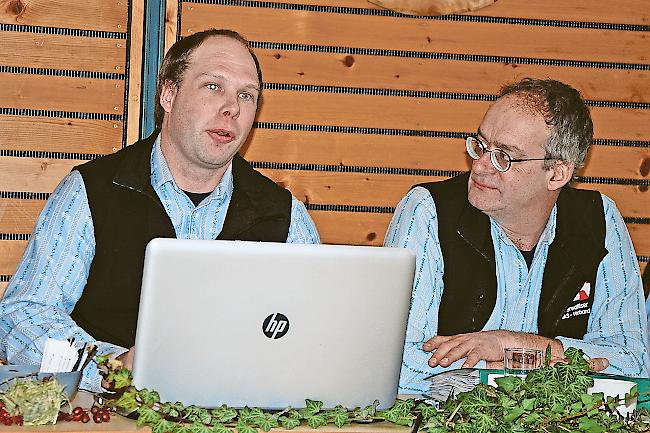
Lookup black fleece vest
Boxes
[70,134,292,348]
[418,172,607,339]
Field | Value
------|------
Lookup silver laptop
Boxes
[132,239,415,409]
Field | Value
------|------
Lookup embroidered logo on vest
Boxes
[561,282,592,320]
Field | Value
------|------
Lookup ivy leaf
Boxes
[258,414,279,432]
[211,423,232,433]
[197,408,212,425]
[110,368,133,389]
[211,406,238,423]
[279,416,301,430]
[502,406,525,423]
[625,384,638,405]
[495,375,523,394]
[392,398,416,416]
[190,421,214,433]
[353,400,379,419]
[173,423,194,433]
[605,396,619,412]
[139,389,161,406]
[578,416,606,433]
[581,393,602,407]
[114,388,140,414]
[415,403,439,420]
[95,354,110,365]
[523,412,542,425]
[152,419,176,433]
[393,416,414,426]
[137,405,162,426]
[521,398,536,411]
[328,408,349,427]
[236,421,257,433]
[304,399,323,415]
[551,402,566,414]
[239,407,264,425]
[306,414,327,429]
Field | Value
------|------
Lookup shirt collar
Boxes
[491,204,557,249]
[150,135,234,203]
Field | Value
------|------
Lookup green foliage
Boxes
[95,348,650,433]
[278,415,300,430]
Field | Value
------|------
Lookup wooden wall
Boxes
[169,0,650,275]
[0,0,648,295]
[0,0,144,293]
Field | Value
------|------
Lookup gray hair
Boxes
[499,78,593,170]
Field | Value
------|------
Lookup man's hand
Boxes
[586,357,609,372]
[116,346,135,370]
[101,346,135,390]
[423,331,564,368]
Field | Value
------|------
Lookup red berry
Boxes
[73,413,82,422]
[13,416,23,426]
[57,412,66,421]
[72,406,84,416]
[93,413,102,423]
[3,417,12,426]
[101,411,111,422]
[0,409,8,418]
[90,406,100,414]
[81,413,90,423]
[64,414,73,422]
[0,401,5,409]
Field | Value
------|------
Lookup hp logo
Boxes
[262,313,290,339]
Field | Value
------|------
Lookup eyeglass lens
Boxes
[466,137,510,172]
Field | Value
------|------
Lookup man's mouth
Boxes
[471,176,497,190]
[208,129,236,143]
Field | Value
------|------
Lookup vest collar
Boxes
[457,199,494,263]
[112,132,159,199]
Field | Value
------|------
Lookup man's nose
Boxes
[472,151,497,174]
[219,93,240,118]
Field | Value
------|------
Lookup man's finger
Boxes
[423,335,455,352]
[440,341,475,367]
[427,338,467,367]
[462,351,482,368]
[588,357,609,372]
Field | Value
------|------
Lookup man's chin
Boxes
[468,188,498,213]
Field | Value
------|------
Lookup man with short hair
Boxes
[385,78,649,393]
[0,29,320,391]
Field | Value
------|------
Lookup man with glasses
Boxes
[385,78,649,393]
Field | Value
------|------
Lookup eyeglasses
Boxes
[465,136,556,172]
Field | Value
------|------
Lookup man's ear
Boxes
[159,80,177,114]
[547,161,574,191]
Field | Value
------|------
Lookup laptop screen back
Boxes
[132,239,415,409]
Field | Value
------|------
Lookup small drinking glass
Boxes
[503,348,544,376]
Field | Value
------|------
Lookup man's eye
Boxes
[206,83,220,90]
[239,92,255,102]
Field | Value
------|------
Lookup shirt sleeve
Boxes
[384,187,457,393]
[286,197,320,244]
[0,171,127,392]
[556,194,650,378]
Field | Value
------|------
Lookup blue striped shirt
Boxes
[385,186,650,393]
[0,138,320,392]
